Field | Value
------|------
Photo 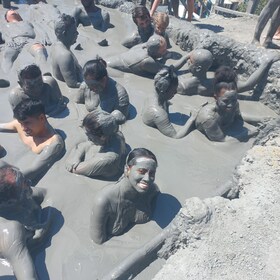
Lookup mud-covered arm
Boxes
[152,108,196,139]
[84,89,100,112]
[65,142,87,173]
[237,53,280,93]
[122,33,142,49]
[21,136,64,182]
[73,152,118,177]
[200,118,226,142]
[90,194,110,244]
[0,120,17,132]
[57,51,81,88]
[111,84,130,124]
[2,221,37,280]
[172,53,191,71]
[141,57,164,76]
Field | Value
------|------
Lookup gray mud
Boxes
[0,2,278,279]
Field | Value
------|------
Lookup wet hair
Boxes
[13,99,45,121]
[18,64,41,81]
[154,66,178,97]
[191,49,213,71]
[83,57,108,81]
[54,14,76,38]
[126,148,157,167]
[153,12,169,31]
[214,66,238,87]
[82,110,118,137]
[0,166,24,204]
[147,35,165,57]
[132,6,150,25]
[214,81,237,96]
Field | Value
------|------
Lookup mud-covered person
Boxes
[73,0,110,32]
[51,14,82,88]
[90,148,159,244]
[65,110,126,179]
[142,66,197,138]
[122,6,154,49]
[0,99,64,182]
[0,165,52,280]
[76,57,129,124]
[1,9,49,73]
[108,34,189,77]
[9,64,66,117]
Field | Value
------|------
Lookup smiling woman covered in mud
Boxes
[90,148,159,244]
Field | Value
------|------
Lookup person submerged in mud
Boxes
[90,148,159,244]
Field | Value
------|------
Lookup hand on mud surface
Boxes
[65,161,80,172]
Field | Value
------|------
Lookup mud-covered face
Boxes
[127,157,157,193]
[6,10,22,22]
[63,23,78,46]
[216,90,238,113]
[84,75,105,93]
[18,115,45,137]
[136,16,151,30]
[84,127,106,146]
[21,75,44,97]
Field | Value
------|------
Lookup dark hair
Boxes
[132,6,150,24]
[13,99,45,121]
[83,57,107,81]
[214,66,237,87]
[82,110,118,137]
[18,64,41,81]
[0,166,23,204]
[154,66,178,97]
[214,81,236,96]
[126,148,157,166]
[54,14,76,38]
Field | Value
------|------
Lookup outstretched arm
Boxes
[0,120,17,132]
[237,53,280,93]
[172,53,191,71]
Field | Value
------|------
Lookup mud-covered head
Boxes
[154,66,178,101]
[152,12,169,36]
[214,66,238,95]
[132,6,151,28]
[18,64,44,97]
[83,57,108,93]
[125,148,158,193]
[0,166,32,208]
[82,110,118,145]
[215,89,238,114]
[147,34,167,58]
[189,49,213,75]
[54,14,78,46]
[13,99,46,137]
[5,9,22,22]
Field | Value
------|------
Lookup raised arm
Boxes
[150,0,161,16]
[237,53,280,93]
[0,120,17,132]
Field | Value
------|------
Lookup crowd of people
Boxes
[0,0,279,278]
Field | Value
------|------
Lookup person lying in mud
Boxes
[142,66,197,138]
[9,64,66,117]
[76,57,129,124]
[0,165,53,280]
[1,9,49,73]
[0,99,65,183]
[177,49,280,97]
[51,14,82,88]
[122,5,154,49]
[65,110,126,179]
[107,34,189,77]
[73,0,110,32]
[90,148,159,244]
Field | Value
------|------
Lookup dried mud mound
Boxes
[154,120,280,280]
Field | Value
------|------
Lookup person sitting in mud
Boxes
[51,14,82,88]
[65,110,126,179]
[0,165,52,280]
[152,11,171,48]
[0,99,65,183]
[108,34,189,77]
[142,66,196,138]
[252,0,280,48]
[76,57,130,124]
[122,6,154,49]
[177,49,280,97]
[1,9,49,73]
[73,0,110,32]
[90,148,159,244]
[9,64,66,117]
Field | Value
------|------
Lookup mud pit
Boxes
[0,2,278,279]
